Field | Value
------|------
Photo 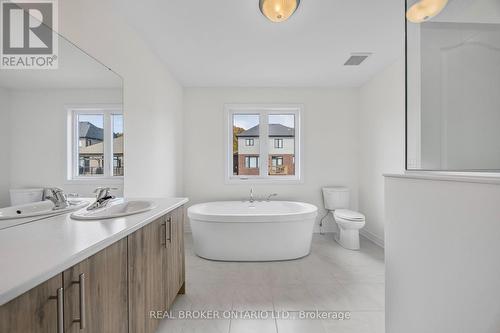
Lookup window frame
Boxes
[245,138,255,146]
[66,105,124,183]
[272,156,283,166]
[274,138,284,149]
[225,104,303,184]
[245,156,260,169]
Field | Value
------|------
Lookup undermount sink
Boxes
[70,199,156,220]
[0,200,89,221]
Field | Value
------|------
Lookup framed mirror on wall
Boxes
[0,11,123,208]
[406,0,500,172]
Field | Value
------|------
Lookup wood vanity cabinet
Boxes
[128,216,167,333]
[166,207,185,305]
[0,205,185,333]
[63,238,128,333]
[128,206,186,333]
[0,275,63,333]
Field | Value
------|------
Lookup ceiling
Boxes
[117,0,405,87]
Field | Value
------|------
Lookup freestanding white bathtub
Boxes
[188,201,318,261]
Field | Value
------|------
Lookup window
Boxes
[68,106,124,180]
[245,156,259,168]
[274,138,283,148]
[226,105,301,182]
[271,156,283,166]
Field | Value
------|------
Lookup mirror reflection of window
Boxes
[0,20,123,208]
[112,114,124,177]
[78,114,105,176]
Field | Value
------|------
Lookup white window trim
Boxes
[224,104,303,184]
[66,104,124,183]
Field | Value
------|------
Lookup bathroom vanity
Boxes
[0,197,187,333]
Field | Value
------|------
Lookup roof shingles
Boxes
[236,124,294,137]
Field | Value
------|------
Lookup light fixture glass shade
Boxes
[406,0,448,23]
[259,0,300,23]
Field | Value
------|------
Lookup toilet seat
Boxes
[334,209,365,221]
[332,209,365,250]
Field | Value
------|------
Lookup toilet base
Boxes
[335,228,360,250]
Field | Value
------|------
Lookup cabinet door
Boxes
[177,206,186,295]
[166,206,185,307]
[128,217,166,333]
[0,274,63,333]
[63,238,128,333]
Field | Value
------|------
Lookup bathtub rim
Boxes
[187,200,318,223]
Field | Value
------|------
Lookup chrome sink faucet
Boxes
[43,187,69,210]
[249,187,254,203]
[87,187,116,211]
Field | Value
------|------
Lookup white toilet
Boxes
[322,187,365,250]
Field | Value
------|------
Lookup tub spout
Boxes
[266,193,278,201]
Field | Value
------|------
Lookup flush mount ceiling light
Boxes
[406,0,448,23]
[259,0,300,23]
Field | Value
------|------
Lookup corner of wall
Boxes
[357,58,406,246]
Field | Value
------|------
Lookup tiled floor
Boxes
[158,233,385,333]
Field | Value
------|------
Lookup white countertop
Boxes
[0,197,188,306]
[384,172,500,185]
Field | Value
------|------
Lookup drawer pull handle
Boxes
[160,221,167,247]
[167,217,172,243]
[50,287,64,333]
[72,273,86,329]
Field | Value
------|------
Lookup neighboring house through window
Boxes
[227,104,301,182]
[67,106,124,180]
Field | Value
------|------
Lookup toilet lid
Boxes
[334,209,365,221]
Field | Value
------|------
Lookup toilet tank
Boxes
[9,188,44,206]
[322,187,350,210]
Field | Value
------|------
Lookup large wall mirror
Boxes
[406,0,500,171]
[0,24,123,208]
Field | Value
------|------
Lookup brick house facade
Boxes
[235,124,295,176]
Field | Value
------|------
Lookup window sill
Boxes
[225,177,303,185]
[65,177,124,185]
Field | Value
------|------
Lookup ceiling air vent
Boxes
[344,53,372,66]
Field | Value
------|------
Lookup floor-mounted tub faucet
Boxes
[266,193,278,201]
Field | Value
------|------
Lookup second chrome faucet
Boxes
[87,187,117,211]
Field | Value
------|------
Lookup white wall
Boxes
[0,88,11,207]
[385,175,500,333]
[58,0,184,198]
[183,88,360,232]
[358,60,405,246]
[8,89,122,198]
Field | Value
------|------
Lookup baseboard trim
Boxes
[360,229,384,248]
